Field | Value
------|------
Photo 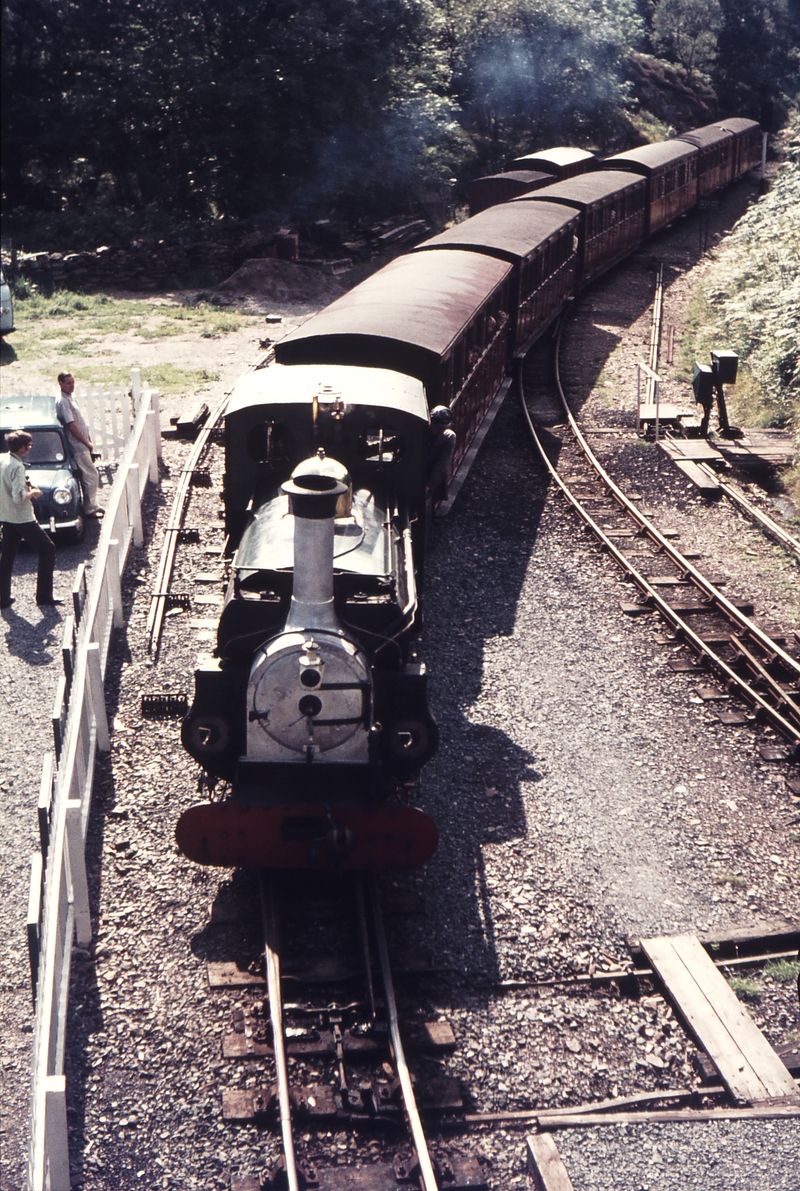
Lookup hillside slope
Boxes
[686,121,799,481]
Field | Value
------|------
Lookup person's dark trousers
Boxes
[0,521,55,606]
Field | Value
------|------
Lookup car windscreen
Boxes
[0,430,67,464]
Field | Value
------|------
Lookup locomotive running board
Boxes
[176,803,438,869]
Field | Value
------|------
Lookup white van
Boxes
[0,265,15,336]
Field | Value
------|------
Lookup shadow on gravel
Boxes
[406,379,551,986]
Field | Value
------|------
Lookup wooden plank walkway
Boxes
[716,430,795,469]
[641,934,800,1107]
[658,437,723,493]
[527,1135,575,1191]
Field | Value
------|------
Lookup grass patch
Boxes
[72,363,221,396]
[726,974,762,1001]
[764,959,800,983]
[5,287,254,366]
[714,871,747,888]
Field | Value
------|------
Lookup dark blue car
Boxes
[0,394,85,543]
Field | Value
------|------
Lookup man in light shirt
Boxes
[0,429,61,608]
[56,371,103,518]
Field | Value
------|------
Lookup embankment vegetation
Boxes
[684,118,799,490]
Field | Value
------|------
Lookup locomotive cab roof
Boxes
[227,362,429,422]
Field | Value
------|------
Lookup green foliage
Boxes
[714,871,746,887]
[764,958,800,982]
[687,122,800,436]
[449,0,641,171]
[712,0,800,123]
[2,0,797,235]
[727,974,762,1001]
[651,0,722,79]
[74,364,221,395]
[8,289,255,365]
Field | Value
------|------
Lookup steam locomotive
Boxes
[176,117,761,872]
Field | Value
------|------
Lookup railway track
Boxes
[520,310,800,757]
[145,346,273,658]
[210,873,486,1191]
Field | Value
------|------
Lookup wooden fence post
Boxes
[151,389,163,460]
[126,464,144,547]
[109,384,121,459]
[145,410,159,482]
[131,367,141,412]
[66,800,91,946]
[38,752,55,860]
[86,643,110,752]
[27,852,44,1004]
[107,539,124,629]
[44,1075,71,1191]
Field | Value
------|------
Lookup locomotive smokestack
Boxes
[282,473,348,632]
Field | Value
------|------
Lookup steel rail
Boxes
[646,263,664,408]
[553,328,800,682]
[146,347,273,657]
[697,463,800,561]
[519,323,800,744]
[259,873,301,1191]
[369,874,439,1191]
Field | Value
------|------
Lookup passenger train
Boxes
[176,118,761,872]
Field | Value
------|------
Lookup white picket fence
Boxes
[27,369,162,1191]
[75,381,134,463]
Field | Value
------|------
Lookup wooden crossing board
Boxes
[526,1135,575,1191]
[641,934,800,1107]
[659,438,724,462]
[715,430,795,469]
[657,439,722,492]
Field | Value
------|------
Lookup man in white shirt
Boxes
[0,429,60,608]
[55,372,102,518]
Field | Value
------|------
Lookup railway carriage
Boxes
[469,169,556,216]
[511,170,647,285]
[676,123,737,197]
[603,140,699,235]
[412,201,581,354]
[717,118,762,179]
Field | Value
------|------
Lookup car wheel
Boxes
[66,513,85,545]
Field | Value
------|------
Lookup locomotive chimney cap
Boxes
[281,472,348,519]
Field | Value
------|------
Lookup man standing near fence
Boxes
[56,372,103,519]
[1,430,61,608]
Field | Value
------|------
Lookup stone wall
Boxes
[15,230,297,293]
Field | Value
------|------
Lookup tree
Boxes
[651,0,723,79]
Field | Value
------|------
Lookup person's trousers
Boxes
[0,520,55,606]
[72,443,100,515]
